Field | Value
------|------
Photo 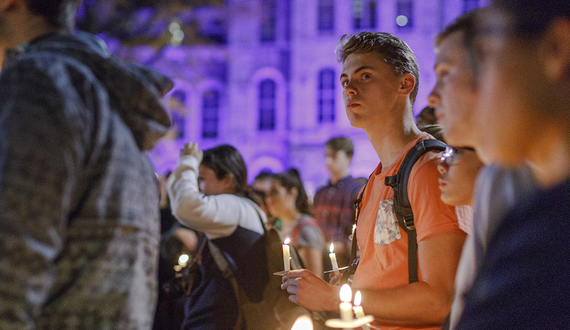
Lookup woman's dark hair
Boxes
[201,145,248,195]
[272,168,312,216]
[25,0,80,31]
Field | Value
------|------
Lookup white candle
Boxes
[291,315,313,330]
[339,284,353,322]
[329,243,340,276]
[283,237,291,271]
[353,291,370,330]
[178,254,189,268]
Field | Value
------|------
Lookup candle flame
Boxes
[340,284,352,303]
[178,254,189,264]
[354,291,362,306]
[291,315,313,330]
[329,243,334,253]
[284,237,290,245]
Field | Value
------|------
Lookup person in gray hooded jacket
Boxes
[0,0,172,329]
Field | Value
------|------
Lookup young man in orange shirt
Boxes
[282,32,466,329]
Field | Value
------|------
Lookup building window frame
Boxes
[396,0,414,30]
[260,0,276,42]
[318,0,335,33]
[201,89,220,139]
[318,68,336,124]
[352,0,377,30]
[258,79,276,131]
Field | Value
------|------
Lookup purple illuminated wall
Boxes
[89,0,490,197]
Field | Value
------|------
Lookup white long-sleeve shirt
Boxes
[166,154,266,239]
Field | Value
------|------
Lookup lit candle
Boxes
[329,243,340,276]
[178,254,189,268]
[283,237,291,271]
[353,291,370,330]
[291,315,313,330]
[339,284,353,322]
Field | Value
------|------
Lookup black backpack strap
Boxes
[384,139,447,283]
[341,177,370,285]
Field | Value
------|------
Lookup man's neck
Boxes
[527,126,570,188]
[366,114,421,172]
[330,171,349,185]
[5,12,60,49]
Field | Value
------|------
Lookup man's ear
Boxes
[543,18,570,82]
[399,73,416,98]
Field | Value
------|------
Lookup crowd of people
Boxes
[1,0,570,329]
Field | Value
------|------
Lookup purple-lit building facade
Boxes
[101,0,489,196]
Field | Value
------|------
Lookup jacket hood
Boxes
[23,32,173,151]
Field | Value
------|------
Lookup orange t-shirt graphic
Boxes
[352,133,462,330]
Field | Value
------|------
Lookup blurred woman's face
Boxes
[264,179,297,218]
[437,147,483,206]
[198,165,232,196]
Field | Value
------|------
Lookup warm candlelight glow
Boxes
[340,284,352,303]
[339,284,353,322]
[353,291,370,330]
[354,291,362,306]
[329,243,340,275]
[178,254,189,265]
[291,315,313,330]
[283,237,291,271]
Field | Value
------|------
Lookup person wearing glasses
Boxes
[437,146,484,235]
[427,10,539,329]
[454,0,570,328]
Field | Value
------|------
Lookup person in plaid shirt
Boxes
[313,136,366,268]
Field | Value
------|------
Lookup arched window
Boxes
[352,0,377,29]
[396,0,414,30]
[318,68,336,123]
[463,0,479,13]
[318,0,335,33]
[261,0,276,42]
[169,89,187,140]
[202,90,219,138]
[258,79,276,131]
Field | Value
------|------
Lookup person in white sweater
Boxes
[167,142,267,330]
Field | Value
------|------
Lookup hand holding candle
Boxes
[283,237,291,271]
[353,291,370,330]
[329,243,340,276]
[325,284,373,329]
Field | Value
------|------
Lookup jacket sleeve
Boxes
[0,64,81,329]
[166,155,263,238]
